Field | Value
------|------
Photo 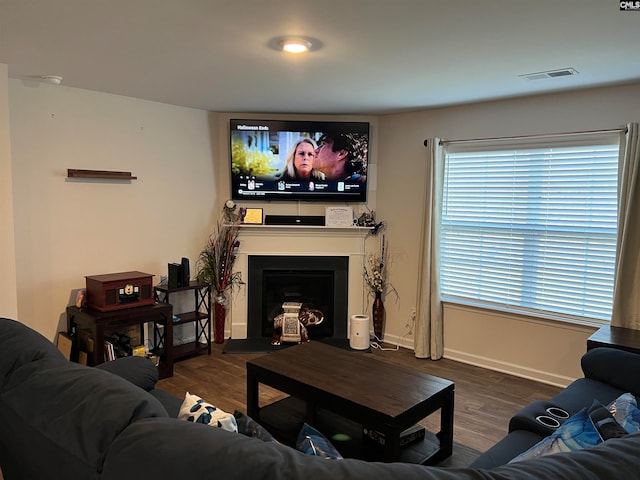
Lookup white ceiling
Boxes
[1,0,639,115]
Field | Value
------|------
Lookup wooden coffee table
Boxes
[246,341,454,464]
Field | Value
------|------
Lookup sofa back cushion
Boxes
[0,318,66,387]
[0,359,168,480]
[581,347,640,396]
[95,355,159,391]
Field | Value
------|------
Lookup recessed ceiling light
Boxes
[268,36,322,54]
[280,39,312,54]
[41,75,63,85]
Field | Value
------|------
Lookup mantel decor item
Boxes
[325,206,354,227]
[196,201,246,343]
[242,208,263,224]
[363,233,398,341]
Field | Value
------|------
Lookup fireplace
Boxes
[247,255,349,340]
[228,225,369,342]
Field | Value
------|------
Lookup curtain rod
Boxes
[439,127,628,146]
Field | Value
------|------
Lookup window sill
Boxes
[441,297,606,330]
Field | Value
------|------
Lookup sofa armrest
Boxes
[469,429,543,469]
[95,356,159,391]
[581,347,640,395]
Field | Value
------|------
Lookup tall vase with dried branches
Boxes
[363,234,398,342]
[196,203,245,343]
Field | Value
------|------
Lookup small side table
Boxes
[66,303,173,378]
[587,325,640,355]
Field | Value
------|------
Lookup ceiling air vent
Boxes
[519,68,578,80]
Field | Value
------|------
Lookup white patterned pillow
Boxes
[178,392,238,433]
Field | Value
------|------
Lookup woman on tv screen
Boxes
[280,138,326,181]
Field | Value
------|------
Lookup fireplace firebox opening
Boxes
[247,256,349,340]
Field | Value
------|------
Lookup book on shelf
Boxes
[104,340,116,362]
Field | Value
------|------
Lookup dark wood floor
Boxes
[157,341,562,453]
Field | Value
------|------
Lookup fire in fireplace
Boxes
[247,255,349,340]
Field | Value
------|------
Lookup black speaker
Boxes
[181,257,190,286]
[264,215,325,226]
[168,263,181,289]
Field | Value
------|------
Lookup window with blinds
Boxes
[440,134,621,322]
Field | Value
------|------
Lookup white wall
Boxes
[8,79,218,340]
[377,83,640,385]
[0,65,18,319]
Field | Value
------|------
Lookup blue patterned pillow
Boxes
[509,407,601,463]
[296,423,343,459]
[178,392,237,433]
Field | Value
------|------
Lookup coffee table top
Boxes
[247,341,454,420]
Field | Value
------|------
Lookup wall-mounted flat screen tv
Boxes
[230,119,369,202]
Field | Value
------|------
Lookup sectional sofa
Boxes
[471,345,640,468]
[1,316,639,480]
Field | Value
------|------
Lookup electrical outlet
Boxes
[405,309,417,334]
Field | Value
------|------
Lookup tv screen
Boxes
[230,119,369,202]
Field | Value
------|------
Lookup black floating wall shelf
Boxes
[67,169,137,180]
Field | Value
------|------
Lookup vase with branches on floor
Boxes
[196,200,245,343]
[363,233,397,342]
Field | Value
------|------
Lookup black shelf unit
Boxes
[154,281,212,360]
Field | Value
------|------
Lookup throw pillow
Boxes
[295,423,343,460]
[509,407,601,463]
[233,410,279,443]
[178,392,238,433]
[608,392,640,434]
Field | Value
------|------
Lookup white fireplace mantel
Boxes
[229,225,372,339]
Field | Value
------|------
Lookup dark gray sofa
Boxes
[470,346,640,469]
[1,317,640,480]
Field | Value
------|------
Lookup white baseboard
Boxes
[378,333,414,350]
[444,348,574,388]
[374,335,574,388]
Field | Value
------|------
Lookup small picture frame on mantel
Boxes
[243,208,264,224]
[325,206,354,227]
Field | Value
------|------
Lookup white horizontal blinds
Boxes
[441,133,620,321]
